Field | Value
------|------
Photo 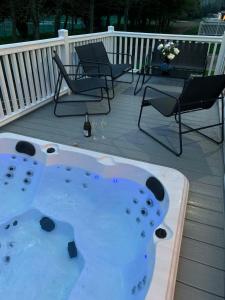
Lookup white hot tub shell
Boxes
[0,133,189,300]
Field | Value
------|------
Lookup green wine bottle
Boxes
[83,113,91,137]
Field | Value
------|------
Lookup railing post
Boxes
[108,26,115,63]
[58,29,70,92]
[215,31,225,75]
[58,29,69,65]
[108,26,114,33]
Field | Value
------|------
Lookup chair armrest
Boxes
[64,64,79,67]
[79,59,111,66]
[67,73,109,89]
[67,72,109,79]
[107,51,132,58]
[62,65,83,79]
[107,52,134,66]
[78,59,113,76]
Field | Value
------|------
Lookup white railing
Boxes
[0,37,65,125]
[0,26,225,127]
[0,30,112,127]
[110,29,223,74]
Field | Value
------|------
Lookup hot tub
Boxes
[0,133,188,300]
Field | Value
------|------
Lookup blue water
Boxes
[0,153,169,300]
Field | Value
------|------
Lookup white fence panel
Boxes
[111,30,223,74]
[0,37,65,126]
[2,55,18,111]
[11,53,24,109]
[30,50,41,101]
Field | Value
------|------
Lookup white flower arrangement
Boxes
[157,42,180,61]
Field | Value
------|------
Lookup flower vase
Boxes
[160,57,171,75]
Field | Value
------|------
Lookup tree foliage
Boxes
[0,0,201,41]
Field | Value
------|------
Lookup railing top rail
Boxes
[111,30,223,43]
[0,27,223,56]
[68,31,109,43]
[0,37,64,56]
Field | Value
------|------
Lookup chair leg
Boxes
[95,78,114,100]
[134,73,143,95]
[54,101,111,118]
[134,70,152,96]
[54,73,62,101]
[105,87,111,114]
[137,103,144,127]
[111,79,115,99]
[143,73,152,85]
[134,72,146,95]
[174,99,224,144]
[108,73,134,99]
[96,71,134,100]
[138,103,183,156]
[53,74,63,117]
[177,110,183,156]
[113,70,134,84]
[54,87,111,118]
[103,79,114,100]
[131,68,134,84]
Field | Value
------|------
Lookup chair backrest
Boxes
[75,42,109,75]
[92,42,110,64]
[150,41,208,75]
[75,43,95,63]
[179,75,225,111]
[149,41,161,67]
[171,41,208,72]
[52,51,73,90]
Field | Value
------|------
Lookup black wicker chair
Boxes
[52,51,110,117]
[75,41,134,99]
[138,75,225,156]
[134,41,208,95]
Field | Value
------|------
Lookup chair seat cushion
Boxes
[149,95,177,117]
[111,64,132,79]
[82,63,132,79]
[70,78,107,94]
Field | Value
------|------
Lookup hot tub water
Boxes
[0,149,169,300]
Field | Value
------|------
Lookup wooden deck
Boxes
[0,75,224,299]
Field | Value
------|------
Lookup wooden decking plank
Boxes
[188,192,223,213]
[175,282,224,300]
[183,220,224,248]
[186,205,224,229]
[188,182,223,198]
[3,101,222,170]
[180,237,225,270]
[177,257,224,297]
[78,138,222,177]
[182,171,222,187]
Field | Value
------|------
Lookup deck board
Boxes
[177,258,224,297]
[186,205,224,228]
[188,192,224,212]
[184,220,224,248]
[175,282,224,300]
[0,75,224,299]
[180,237,225,271]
